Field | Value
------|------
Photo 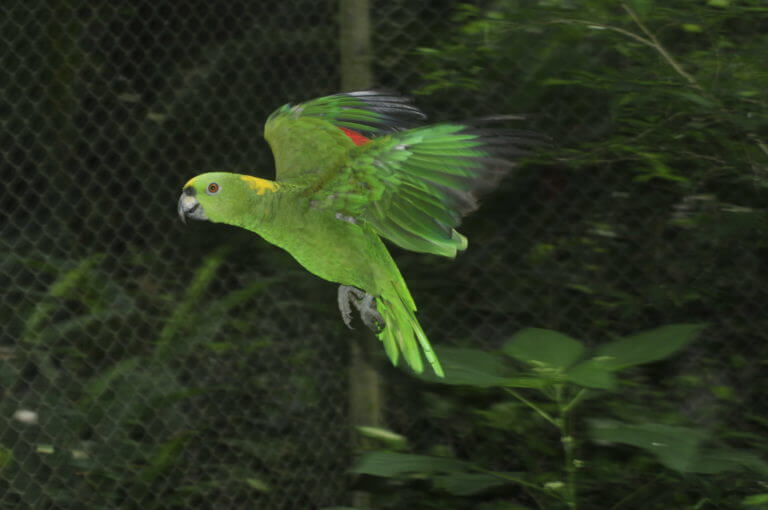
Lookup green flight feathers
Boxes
[313,123,517,257]
[267,90,426,139]
[267,92,542,258]
[180,90,543,377]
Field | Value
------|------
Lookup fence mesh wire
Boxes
[2,0,766,508]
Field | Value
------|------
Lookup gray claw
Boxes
[338,285,357,329]
[337,285,385,333]
[359,293,385,333]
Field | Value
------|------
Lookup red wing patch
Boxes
[338,127,371,146]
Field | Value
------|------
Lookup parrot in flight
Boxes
[178,91,541,377]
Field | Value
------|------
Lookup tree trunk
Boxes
[339,2,379,509]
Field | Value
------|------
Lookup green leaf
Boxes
[590,420,768,475]
[632,153,688,183]
[474,504,535,510]
[669,91,717,107]
[503,328,584,369]
[502,377,547,389]
[356,426,408,449]
[691,448,768,475]
[140,434,190,482]
[596,324,704,370]
[244,477,270,492]
[589,420,706,472]
[80,357,142,405]
[351,451,469,477]
[432,471,521,496]
[418,347,511,387]
[417,347,545,388]
[541,78,583,86]
[0,445,12,471]
[743,494,768,506]
[627,0,652,16]
[564,359,616,390]
[22,254,103,344]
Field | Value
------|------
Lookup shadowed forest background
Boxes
[2,0,768,509]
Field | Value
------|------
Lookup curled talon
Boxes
[337,285,385,333]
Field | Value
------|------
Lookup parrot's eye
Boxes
[206,182,220,195]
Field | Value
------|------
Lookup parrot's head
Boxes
[178,172,279,224]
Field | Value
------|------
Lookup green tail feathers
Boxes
[375,283,444,377]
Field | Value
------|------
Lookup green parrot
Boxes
[178,91,540,377]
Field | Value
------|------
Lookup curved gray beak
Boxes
[178,187,208,223]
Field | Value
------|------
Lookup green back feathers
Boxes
[264,91,426,181]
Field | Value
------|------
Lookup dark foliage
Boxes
[1,0,767,509]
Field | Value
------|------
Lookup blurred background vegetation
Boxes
[2,0,767,508]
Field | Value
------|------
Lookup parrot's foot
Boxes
[338,285,361,329]
[337,285,385,333]
[358,293,386,333]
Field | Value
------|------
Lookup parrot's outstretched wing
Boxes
[264,91,426,181]
[312,122,545,257]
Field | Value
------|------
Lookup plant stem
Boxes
[557,386,578,510]
[547,18,656,50]
[505,388,559,428]
[549,9,702,93]
[507,386,583,509]
[563,388,589,414]
[621,4,702,91]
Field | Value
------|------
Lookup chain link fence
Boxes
[2,0,766,508]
